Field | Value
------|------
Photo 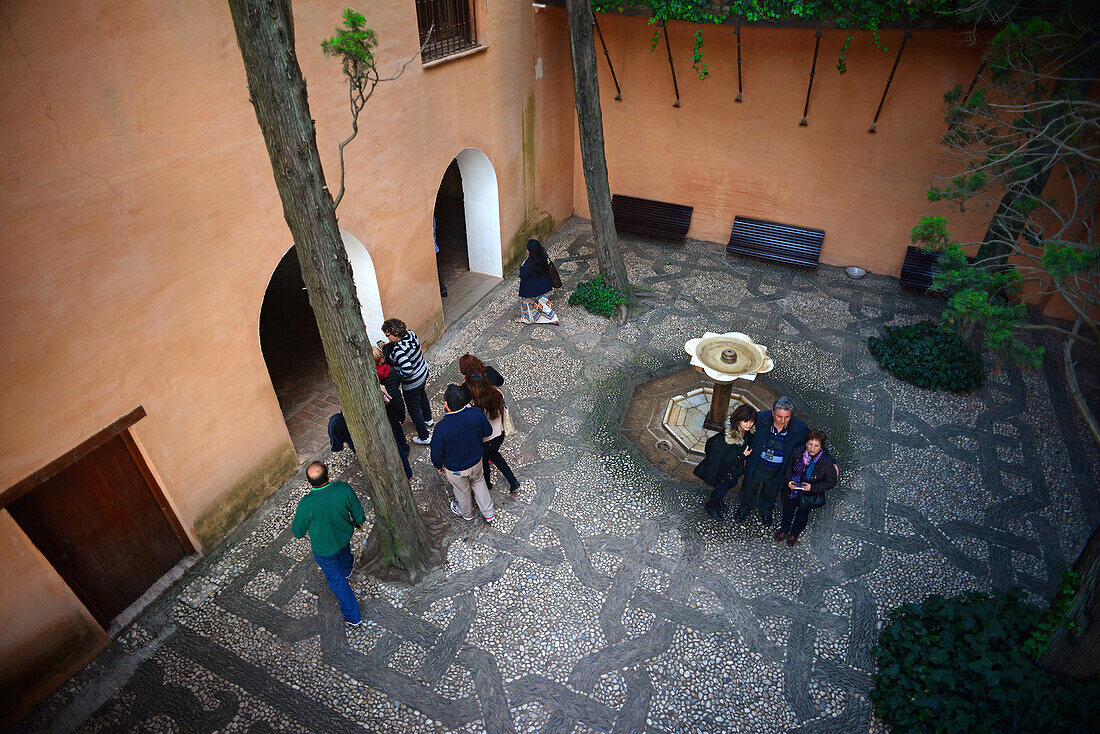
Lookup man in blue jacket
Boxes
[430,384,495,522]
[736,396,808,525]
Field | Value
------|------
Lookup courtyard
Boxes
[14,218,1097,733]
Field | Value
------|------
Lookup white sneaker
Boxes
[450,500,474,521]
[424,419,435,427]
[412,436,431,445]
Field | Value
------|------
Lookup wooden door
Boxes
[8,433,189,627]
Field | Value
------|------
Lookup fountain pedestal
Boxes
[703,381,734,432]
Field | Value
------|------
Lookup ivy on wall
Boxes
[591,1,965,78]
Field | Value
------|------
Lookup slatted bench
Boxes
[612,194,693,242]
[726,216,825,269]
[899,245,974,292]
[899,245,940,291]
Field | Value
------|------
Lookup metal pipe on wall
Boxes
[800,28,823,126]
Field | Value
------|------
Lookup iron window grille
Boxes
[415,0,478,63]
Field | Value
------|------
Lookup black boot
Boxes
[705,492,724,521]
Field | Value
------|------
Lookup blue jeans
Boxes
[779,493,818,537]
[403,382,433,440]
[706,476,738,507]
[312,544,360,624]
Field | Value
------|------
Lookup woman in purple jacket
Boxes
[776,429,839,546]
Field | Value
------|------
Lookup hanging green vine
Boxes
[591,1,966,79]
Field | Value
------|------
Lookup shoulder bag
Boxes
[798,454,825,508]
[547,259,562,289]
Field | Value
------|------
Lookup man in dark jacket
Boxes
[430,385,494,522]
[736,396,808,525]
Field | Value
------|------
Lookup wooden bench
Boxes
[612,194,693,242]
[726,216,824,269]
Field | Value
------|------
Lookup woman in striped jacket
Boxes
[381,318,434,445]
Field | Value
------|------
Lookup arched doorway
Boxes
[341,231,385,344]
[433,148,503,325]
[259,235,384,459]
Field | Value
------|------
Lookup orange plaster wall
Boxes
[0,0,299,541]
[0,0,569,529]
[300,1,576,339]
[575,15,992,276]
[0,511,108,728]
[533,7,578,230]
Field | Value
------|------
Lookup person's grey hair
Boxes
[773,396,795,412]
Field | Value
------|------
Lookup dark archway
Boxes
[433,158,469,294]
[259,247,336,460]
[432,150,503,325]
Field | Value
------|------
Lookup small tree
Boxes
[916,0,1100,446]
[321,8,424,210]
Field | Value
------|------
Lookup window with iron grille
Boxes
[415,0,478,63]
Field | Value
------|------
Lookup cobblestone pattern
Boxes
[17,218,1098,733]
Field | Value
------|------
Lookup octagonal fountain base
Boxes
[662,387,742,455]
[620,367,778,485]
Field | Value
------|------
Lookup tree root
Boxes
[354,506,451,585]
[1065,321,1100,451]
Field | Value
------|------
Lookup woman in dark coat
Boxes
[466,372,520,493]
[694,404,757,521]
[458,353,503,389]
[458,354,516,491]
[516,239,559,325]
[776,429,838,546]
[372,345,412,478]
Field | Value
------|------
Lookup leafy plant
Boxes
[872,586,1099,733]
[910,216,1043,369]
[917,0,1099,446]
[1021,570,1084,660]
[569,273,629,317]
[321,8,420,209]
[868,321,983,391]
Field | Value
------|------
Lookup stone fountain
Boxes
[660,332,773,455]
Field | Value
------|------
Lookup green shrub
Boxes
[568,273,628,318]
[868,321,983,391]
[872,588,1099,733]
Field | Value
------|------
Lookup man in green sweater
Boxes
[291,461,365,627]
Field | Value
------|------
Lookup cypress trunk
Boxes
[564,0,632,298]
[228,0,436,581]
[1038,523,1100,679]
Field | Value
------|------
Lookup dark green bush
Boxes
[568,273,627,318]
[872,588,1099,733]
[868,321,983,391]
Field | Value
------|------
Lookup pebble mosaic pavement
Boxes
[17,218,1099,733]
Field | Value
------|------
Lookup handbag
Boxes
[796,453,824,508]
[547,259,562,289]
[799,492,825,508]
[502,406,516,436]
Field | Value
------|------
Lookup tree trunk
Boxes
[564,0,632,299]
[1038,523,1100,679]
[228,0,437,582]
